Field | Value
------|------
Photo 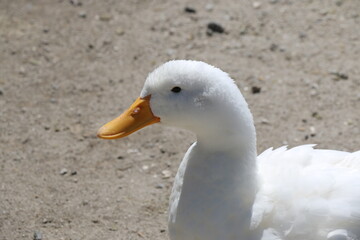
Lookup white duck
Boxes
[98,60,360,240]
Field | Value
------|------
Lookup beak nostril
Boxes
[131,107,141,116]
[97,95,159,139]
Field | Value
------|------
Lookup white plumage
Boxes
[99,60,360,240]
[254,146,360,239]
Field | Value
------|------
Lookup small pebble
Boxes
[311,112,322,120]
[330,72,348,80]
[78,11,87,18]
[102,39,111,45]
[160,229,166,233]
[127,148,140,154]
[69,0,82,6]
[99,14,112,21]
[251,86,261,94]
[115,28,125,36]
[162,170,172,179]
[260,118,270,124]
[239,25,248,35]
[184,7,196,13]
[269,43,278,52]
[310,126,316,134]
[33,231,42,240]
[155,183,164,189]
[60,168,68,175]
[207,22,225,34]
[117,164,132,171]
[253,1,261,9]
[108,226,118,231]
[42,218,52,224]
[298,127,305,132]
[344,120,352,126]
[310,89,318,96]
[22,138,29,144]
[205,3,214,11]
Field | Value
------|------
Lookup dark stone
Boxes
[184,7,196,13]
[207,22,225,34]
[251,86,261,94]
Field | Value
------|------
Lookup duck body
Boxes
[168,142,360,240]
[98,60,360,240]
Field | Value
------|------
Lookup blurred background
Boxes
[0,0,359,239]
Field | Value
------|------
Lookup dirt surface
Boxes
[1,0,359,239]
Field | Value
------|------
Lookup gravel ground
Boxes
[0,0,359,239]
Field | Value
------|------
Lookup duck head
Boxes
[98,60,256,151]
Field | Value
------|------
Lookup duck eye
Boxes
[171,86,182,93]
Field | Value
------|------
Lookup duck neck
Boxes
[195,108,257,162]
[195,124,258,191]
[194,112,258,189]
[179,122,258,237]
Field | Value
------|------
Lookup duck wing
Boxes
[252,145,360,239]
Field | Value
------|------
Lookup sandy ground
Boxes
[0,0,359,239]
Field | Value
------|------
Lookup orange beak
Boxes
[97,95,160,139]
